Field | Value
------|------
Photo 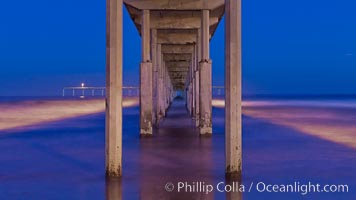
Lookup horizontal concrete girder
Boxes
[163,53,192,62]
[173,83,185,90]
[169,73,188,79]
[168,73,189,79]
[158,32,197,45]
[169,71,188,77]
[124,3,225,39]
[124,0,224,10]
[162,44,194,54]
[165,61,191,68]
[168,69,190,72]
[134,15,219,29]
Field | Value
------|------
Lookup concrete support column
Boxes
[186,67,191,114]
[151,29,158,126]
[201,10,210,61]
[140,10,153,135]
[225,0,242,176]
[164,63,169,111]
[162,61,167,116]
[167,67,169,109]
[195,33,201,127]
[199,10,212,135]
[168,72,170,105]
[156,44,165,122]
[169,78,173,102]
[191,51,195,117]
[186,82,190,112]
[168,77,172,104]
[189,63,194,116]
[106,0,122,177]
[142,10,150,62]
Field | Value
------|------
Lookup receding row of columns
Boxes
[185,3,243,175]
[140,10,176,135]
[184,10,212,136]
[106,0,241,177]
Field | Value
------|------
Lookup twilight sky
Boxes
[0,0,355,96]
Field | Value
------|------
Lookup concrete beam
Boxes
[168,68,190,72]
[162,44,194,54]
[174,83,185,90]
[169,73,188,79]
[124,0,224,10]
[169,71,188,77]
[165,61,191,68]
[158,32,197,44]
[135,15,219,29]
[163,53,192,62]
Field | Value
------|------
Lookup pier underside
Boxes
[106,0,242,177]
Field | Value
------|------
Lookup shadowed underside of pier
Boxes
[106,0,242,178]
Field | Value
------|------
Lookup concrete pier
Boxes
[106,0,123,177]
[140,10,153,136]
[199,10,213,135]
[225,0,242,176]
[151,29,158,126]
[195,30,201,127]
[156,43,165,123]
[106,0,242,177]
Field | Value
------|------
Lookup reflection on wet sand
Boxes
[243,105,356,149]
[225,178,243,200]
[106,178,122,200]
[213,99,356,149]
[105,177,242,200]
[0,97,138,132]
[138,99,216,199]
[103,99,242,199]
[1,97,354,199]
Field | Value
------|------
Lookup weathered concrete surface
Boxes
[225,0,242,176]
[195,30,201,127]
[140,62,153,135]
[158,32,197,44]
[141,9,150,62]
[162,44,194,54]
[134,14,219,29]
[106,0,123,177]
[140,9,153,135]
[124,0,224,10]
[156,44,165,124]
[198,10,212,135]
[151,29,158,125]
[201,10,210,61]
[199,61,212,135]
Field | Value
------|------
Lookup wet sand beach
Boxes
[0,97,355,199]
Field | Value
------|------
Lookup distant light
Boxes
[81,83,85,88]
